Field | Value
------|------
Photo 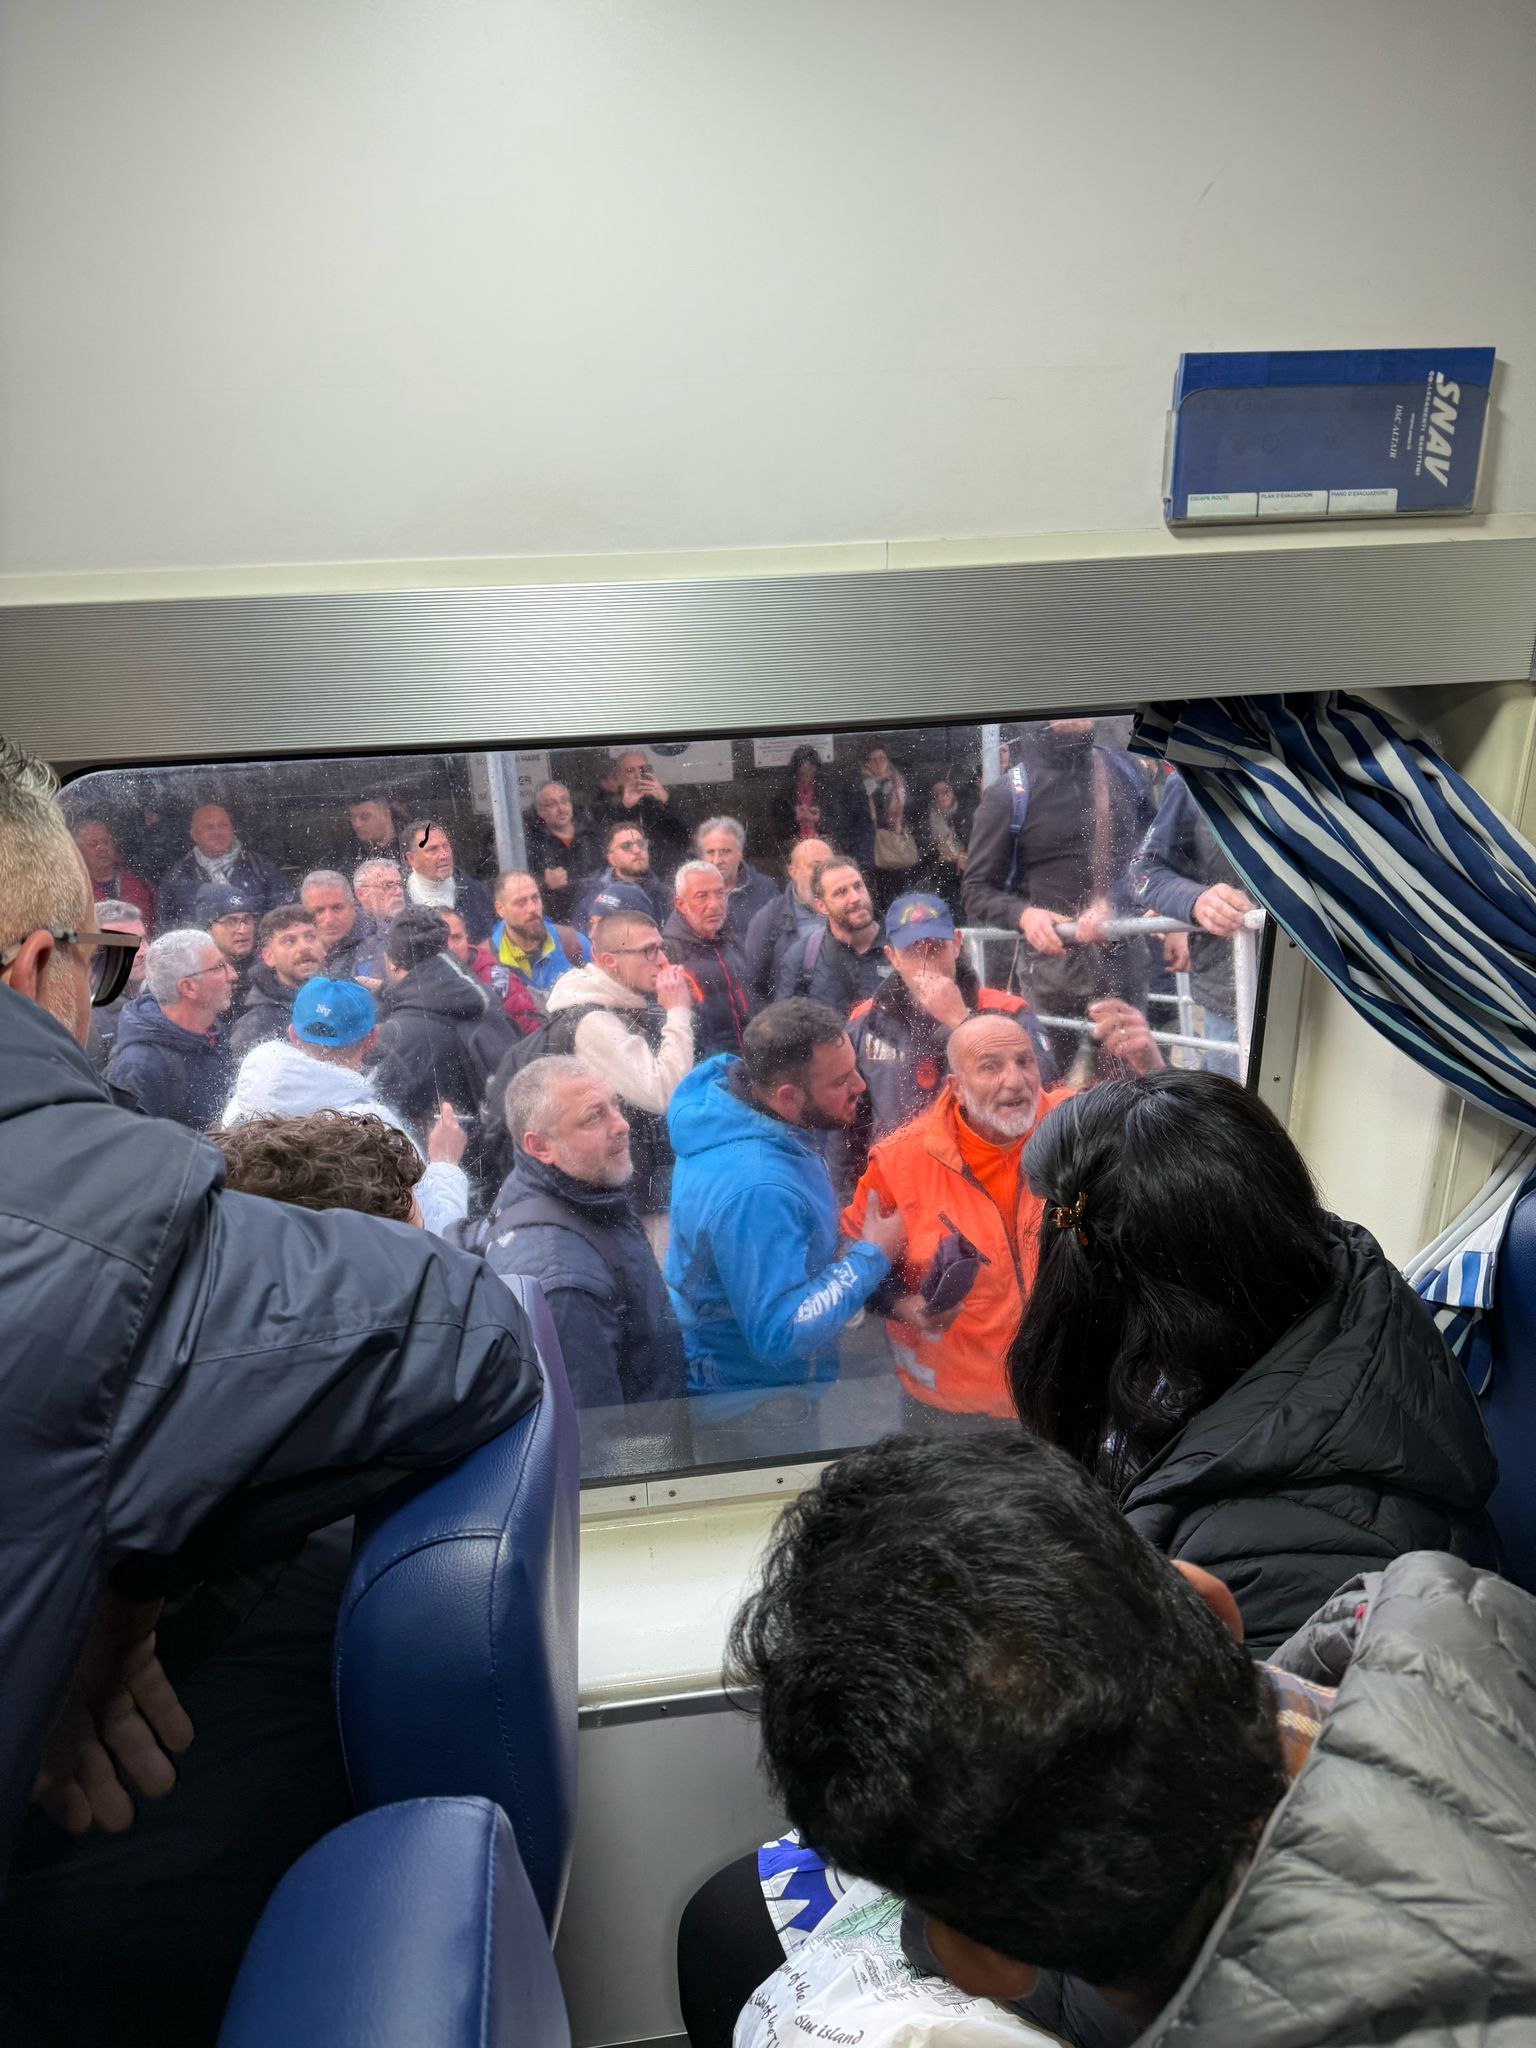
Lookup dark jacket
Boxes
[663,910,754,1058]
[1132,771,1244,1015]
[774,924,886,1014]
[744,884,823,1001]
[593,792,692,868]
[370,952,517,1129]
[157,847,291,931]
[1141,1552,1536,2046]
[475,1154,686,1411]
[1123,1220,1498,1655]
[523,814,605,923]
[723,864,780,946]
[0,984,540,1863]
[962,731,1155,1018]
[104,993,235,1131]
[768,771,873,867]
[227,961,303,1060]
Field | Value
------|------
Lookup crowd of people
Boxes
[67,724,1260,1458]
[2,720,1531,2048]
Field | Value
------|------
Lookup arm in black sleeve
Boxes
[105,1189,542,1595]
[959,779,1030,930]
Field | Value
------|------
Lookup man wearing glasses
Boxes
[104,927,240,1130]
[0,736,542,2044]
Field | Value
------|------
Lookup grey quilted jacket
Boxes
[1141,1552,1536,2045]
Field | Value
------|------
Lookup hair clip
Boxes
[1050,1190,1089,1247]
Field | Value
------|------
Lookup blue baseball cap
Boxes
[588,882,656,922]
[291,976,377,1047]
[885,893,956,949]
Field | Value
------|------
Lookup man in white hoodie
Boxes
[220,976,470,1234]
[544,910,695,1250]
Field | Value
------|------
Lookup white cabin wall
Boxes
[2,0,1534,586]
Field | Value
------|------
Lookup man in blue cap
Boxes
[220,975,470,1235]
[848,891,1049,1145]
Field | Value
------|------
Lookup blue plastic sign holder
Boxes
[1164,347,1494,526]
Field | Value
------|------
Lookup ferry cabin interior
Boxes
[4,2,1536,2044]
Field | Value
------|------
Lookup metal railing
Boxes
[957,911,1263,1069]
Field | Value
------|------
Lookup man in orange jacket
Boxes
[843,1005,1159,1422]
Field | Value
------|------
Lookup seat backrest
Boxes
[1483,1182,1536,1594]
[217,1797,570,2048]
[334,1275,581,1930]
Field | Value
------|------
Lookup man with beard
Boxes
[227,905,327,1058]
[962,718,1155,1077]
[843,1013,1077,1425]
[665,999,906,1463]
[774,858,885,1014]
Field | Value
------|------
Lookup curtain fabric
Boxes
[1132,691,1536,1130]
[1403,1135,1536,1392]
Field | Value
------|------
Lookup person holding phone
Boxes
[842,1013,1078,1427]
[595,749,693,868]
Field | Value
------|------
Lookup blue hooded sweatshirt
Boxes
[665,1053,890,1395]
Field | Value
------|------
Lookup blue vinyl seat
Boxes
[217,1798,570,2048]
[1483,1178,1536,1595]
[334,1275,581,1931]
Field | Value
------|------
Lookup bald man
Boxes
[844,1006,1159,1424]
[156,802,290,929]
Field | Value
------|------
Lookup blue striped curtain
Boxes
[1131,692,1536,1128]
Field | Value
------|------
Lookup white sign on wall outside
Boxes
[751,735,834,769]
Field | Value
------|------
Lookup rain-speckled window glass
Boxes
[66,716,1268,1482]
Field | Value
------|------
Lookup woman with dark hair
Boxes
[1010,1069,1498,1652]
[768,746,873,868]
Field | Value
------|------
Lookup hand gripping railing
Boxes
[957,911,1263,1067]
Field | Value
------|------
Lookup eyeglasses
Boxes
[0,925,143,1007]
[609,942,667,961]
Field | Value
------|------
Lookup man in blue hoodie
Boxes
[666,998,906,1462]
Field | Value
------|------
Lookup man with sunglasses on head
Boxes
[0,736,542,2046]
[574,817,673,931]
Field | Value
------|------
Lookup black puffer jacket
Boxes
[1141,1552,1536,2045]
[370,953,516,1129]
[663,910,753,1058]
[1123,1220,1498,1654]
[227,960,300,1059]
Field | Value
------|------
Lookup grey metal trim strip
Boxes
[6,538,1534,764]
[579,1688,742,1730]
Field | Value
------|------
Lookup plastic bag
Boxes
[734,1878,1059,2048]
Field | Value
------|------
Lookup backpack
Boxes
[790,924,827,997]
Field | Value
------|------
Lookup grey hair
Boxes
[94,898,143,927]
[301,868,353,899]
[504,1054,601,1144]
[673,859,721,896]
[697,815,747,851]
[352,858,399,890]
[0,733,88,949]
[144,927,219,1005]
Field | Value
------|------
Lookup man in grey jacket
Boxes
[0,736,542,2040]
[729,1434,1536,2048]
